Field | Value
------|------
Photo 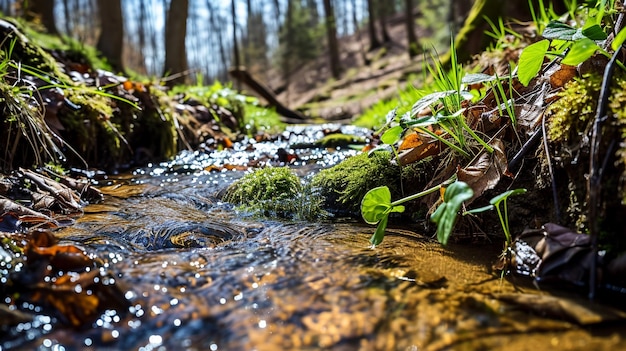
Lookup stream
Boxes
[2,125,626,350]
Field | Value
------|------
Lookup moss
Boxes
[310,151,402,214]
[224,167,322,219]
[547,73,602,144]
[545,72,626,256]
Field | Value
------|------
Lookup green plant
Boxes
[464,188,527,247]
[484,16,523,50]
[518,1,624,86]
[430,181,474,245]
[395,39,494,158]
[361,177,456,246]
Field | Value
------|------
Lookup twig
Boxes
[588,45,622,300]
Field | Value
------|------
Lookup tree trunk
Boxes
[25,0,58,35]
[453,0,567,64]
[366,0,381,50]
[378,0,391,43]
[323,0,341,79]
[96,0,124,73]
[207,0,228,79]
[405,0,419,58]
[163,0,189,86]
[231,0,240,70]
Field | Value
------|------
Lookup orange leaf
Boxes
[550,64,577,88]
[399,131,424,151]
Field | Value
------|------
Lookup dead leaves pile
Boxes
[0,169,129,329]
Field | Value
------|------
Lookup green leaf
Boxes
[612,27,626,51]
[410,90,458,117]
[580,24,607,40]
[381,125,403,145]
[370,215,389,246]
[430,181,474,245]
[464,204,494,215]
[461,73,496,85]
[562,38,599,65]
[489,188,527,206]
[361,186,391,224]
[542,21,576,40]
[518,39,549,87]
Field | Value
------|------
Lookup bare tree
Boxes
[163,0,189,86]
[231,0,240,69]
[322,0,341,79]
[378,0,391,43]
[405,0,419,58]
[96,0,124,72]
[25,0,58,35]
[366,0,381,50]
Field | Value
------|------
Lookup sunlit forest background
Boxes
[1,0,458,85]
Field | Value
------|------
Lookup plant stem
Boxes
[390,176,456,206]
[459,117,494,153]
[415,127,471,158]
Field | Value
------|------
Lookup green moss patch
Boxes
[310,151,403,215]
[224,167,322,219]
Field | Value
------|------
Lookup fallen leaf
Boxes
[550,64,577,88]
[457,139,508,204]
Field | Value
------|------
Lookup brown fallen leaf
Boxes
[457,139,509,204]
[550,64,577,88]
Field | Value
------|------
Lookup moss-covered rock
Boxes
[224,167,322,219]
[310,151,403,215]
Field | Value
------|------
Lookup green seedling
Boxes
[361,179,453,246]
[430,181,474,245]
[464,188,527,247]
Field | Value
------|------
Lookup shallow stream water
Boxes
[2,125,626,350]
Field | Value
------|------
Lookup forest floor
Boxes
[262,11,427,121]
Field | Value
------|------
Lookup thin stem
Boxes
[390,176,456,206]
[416,126,471,158]
[459,117,494,153]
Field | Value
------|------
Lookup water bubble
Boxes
[84,338,93,346]
[149,335,162,345]
[219,298,226,305]
[258,320,267,329]
[210,343,218,351]
[173,319,181,327]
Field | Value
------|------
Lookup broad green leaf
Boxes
[370,215,389,246]
[381,125,403,145]
[612,27,626,51]
[489,188,527,206]
[361,186,391,224]
[580,24,607,40]
[542,21,576,40]
[430,181,474,245]
[562,38,600,65]
[518,39,549,87]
